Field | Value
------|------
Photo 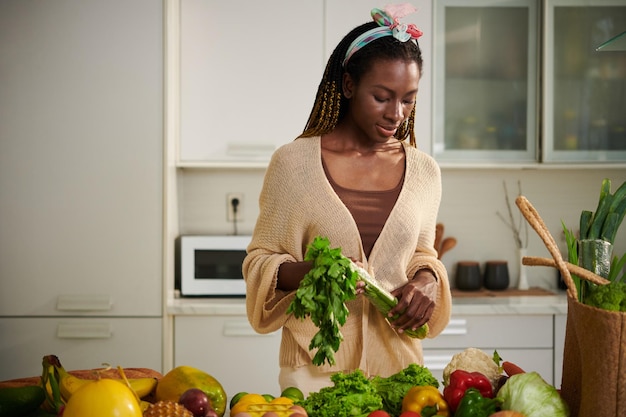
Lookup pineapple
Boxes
[143,401,193,417]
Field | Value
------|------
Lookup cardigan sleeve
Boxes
[242,146,303,334]
[404,149,452,338]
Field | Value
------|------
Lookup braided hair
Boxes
[300,21,423,146]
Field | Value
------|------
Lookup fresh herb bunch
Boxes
[286,236,358,366]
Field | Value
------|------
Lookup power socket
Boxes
[226,193,244,222]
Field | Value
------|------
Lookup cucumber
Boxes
[0,385,46,417]
[350,262,429,339]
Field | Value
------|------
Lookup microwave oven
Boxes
[178,235,251,297]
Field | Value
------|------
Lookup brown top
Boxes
[323,159,403,258]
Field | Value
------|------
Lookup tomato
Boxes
[399,412,421,417]
[367,411,391,417]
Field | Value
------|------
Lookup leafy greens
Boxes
[299,364,438,417]
[286,236,358,366]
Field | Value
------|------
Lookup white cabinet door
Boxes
[0,317,162,381]
[0,0,163,317]
[179,0,324,162]
[174,316,281,398]
[554,313,566,388]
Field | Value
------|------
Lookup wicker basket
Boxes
[515,195,624,417]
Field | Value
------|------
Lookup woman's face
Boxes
[343,58,420,144]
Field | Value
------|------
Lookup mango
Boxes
[156,366,227,417]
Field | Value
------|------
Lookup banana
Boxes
[43,355,157,402]
[58,368,157,401]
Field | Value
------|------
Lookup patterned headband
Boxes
[343,3,423,67]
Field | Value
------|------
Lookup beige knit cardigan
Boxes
[243,136,451,377]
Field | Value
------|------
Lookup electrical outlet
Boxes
[227,193,244,222]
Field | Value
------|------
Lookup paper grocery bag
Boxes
[560,296,626,417]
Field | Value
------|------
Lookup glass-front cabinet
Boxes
[433,0,626,163]
[433,0,538,163]
[544,0,626,162]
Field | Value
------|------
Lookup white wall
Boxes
[177,166,626,290]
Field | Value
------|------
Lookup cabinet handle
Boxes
[440,318,468,336]
[423,354,454,371]
[57,322,112,339]
[56,294,113,311]
[223,320,278,337]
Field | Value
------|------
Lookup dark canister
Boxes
[455,261,482,291]
[484,260,509,290]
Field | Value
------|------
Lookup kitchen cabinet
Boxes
[0,318,162,380]
[422,315,556,385]
[554,313,567,387]
[169,298,568,395]
[174,315,282,397]
[432,0,538,163]
[432,0,626,163]
[0,0,164,379]
[178,0,324,163]
[543,0,626,162]
[177,0,434,164]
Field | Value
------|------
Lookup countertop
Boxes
[168,287,569,316]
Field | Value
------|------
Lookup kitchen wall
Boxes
[177,166,626,290]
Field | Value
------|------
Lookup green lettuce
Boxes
[300,364,438,417]
[497,372,569,417]
[371,363,439,417]
[300,369,382,417]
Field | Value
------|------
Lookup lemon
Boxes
[63,378,142,417]
[156,366,227,417]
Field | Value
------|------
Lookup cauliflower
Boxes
[443,348,501,388]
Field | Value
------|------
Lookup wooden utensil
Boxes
[438,237,457,259]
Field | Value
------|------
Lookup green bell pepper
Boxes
[454,388,503,417]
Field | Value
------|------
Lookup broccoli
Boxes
[584,281,626,312]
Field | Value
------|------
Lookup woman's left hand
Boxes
[389,270,437,332]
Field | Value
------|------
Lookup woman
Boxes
[243,4,451,395]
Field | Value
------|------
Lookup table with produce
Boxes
[1,179,624,417]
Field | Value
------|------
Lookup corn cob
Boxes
[349,262,429,339]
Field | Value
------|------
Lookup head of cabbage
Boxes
[496,372,569,417]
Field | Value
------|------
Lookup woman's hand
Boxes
[388,270,437,332]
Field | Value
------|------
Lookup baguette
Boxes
[522,256,609,286]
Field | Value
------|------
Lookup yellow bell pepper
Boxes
[401,385,450,417]
[230,394,295,417]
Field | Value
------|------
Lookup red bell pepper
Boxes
[442,369,493,413]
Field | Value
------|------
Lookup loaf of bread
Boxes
[0,367,162,389]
